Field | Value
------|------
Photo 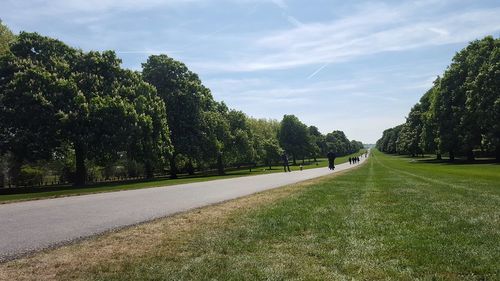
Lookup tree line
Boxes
[377,36,500,161]
[0,22,363,187]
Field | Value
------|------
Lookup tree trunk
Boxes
[144,160,154,179]
[169,155,178,179]
[292,154,296,165]
[217,152,225,175]
[0,156,6,188]
[466,149,474,161]
[187,159,195,176]
[436,153,442,160]
[449,150,455,162]
[74,142,87,186]
[496,146,500,163]
[8,156,23,187]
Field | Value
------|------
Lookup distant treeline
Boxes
[377,36,500,161]
[0,22,363,187]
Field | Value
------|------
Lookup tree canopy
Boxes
[377,36,500,161]
[0,23,365,187]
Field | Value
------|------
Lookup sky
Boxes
[2,0,500,143]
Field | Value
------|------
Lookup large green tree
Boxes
[470,40,500,160]
[142,55,215,178]
[0,32,172,185]
[419,83,441,159]
[397,103,423,157]
[435,37,497,160]
[278,115,309,164]
[308,126,325,161]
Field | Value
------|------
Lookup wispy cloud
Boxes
[3,0,498,142]
[191,2,500,73]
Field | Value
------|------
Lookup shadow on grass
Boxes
[395,155,500,165]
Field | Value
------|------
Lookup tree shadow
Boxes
[412,158,499,165]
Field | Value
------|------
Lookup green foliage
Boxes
[0,21,365,186]
[0,19,14,56]
[376,125,403,154]
[17,165,44,186]
[324,130,362,156]
[378,36,500,161]
[0,32,172,185]
[278,115,309,164]
[142,54,216,177]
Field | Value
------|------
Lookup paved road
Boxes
[0,155,367,261]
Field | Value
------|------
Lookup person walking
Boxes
[349,157,352,165]
[282,152,291,172]
[327,151,336,170]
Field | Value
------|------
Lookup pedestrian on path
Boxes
[327,151,336,170]
[282,153,291,172]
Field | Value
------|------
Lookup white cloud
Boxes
[190,3,500,73]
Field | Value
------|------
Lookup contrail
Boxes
[115,50,181,54]
[307,63,329,79]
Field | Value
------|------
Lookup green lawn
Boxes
[0,150,365,203]
[84,149,499,280]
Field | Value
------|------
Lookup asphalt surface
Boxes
[0,155,367,262]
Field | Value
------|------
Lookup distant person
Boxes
[349,157,352,165]
[282,153,291,172]
[327,151,336,170]
[365,151,368,157]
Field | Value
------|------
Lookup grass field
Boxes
[0,151,365,203]
[1,150,498,281]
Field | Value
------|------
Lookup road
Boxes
[0,155,367,262]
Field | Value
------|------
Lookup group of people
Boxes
[349,156,361,164]
[282,150,369,172]
[281,151,337,172]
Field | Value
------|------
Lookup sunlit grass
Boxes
[87,150,499,280]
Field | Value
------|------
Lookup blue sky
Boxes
[2,0,500,143]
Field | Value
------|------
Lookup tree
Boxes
[0,32,172,185]
[419,84,441,159]
[397,103,423,157]
[0,32,74,184]
[470,40,500,161]
[377,125,403,154]
[379,36,500,161]
[325,130,350,156]
[0,20,14,56]
[225,110,256,169]
[435,37,496,161]
[308,126,325,161]
[248,117,281,166]
[278,115,309,164]
[142,55,214,178]
[262,138,283,169]
[199,102,231,175]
